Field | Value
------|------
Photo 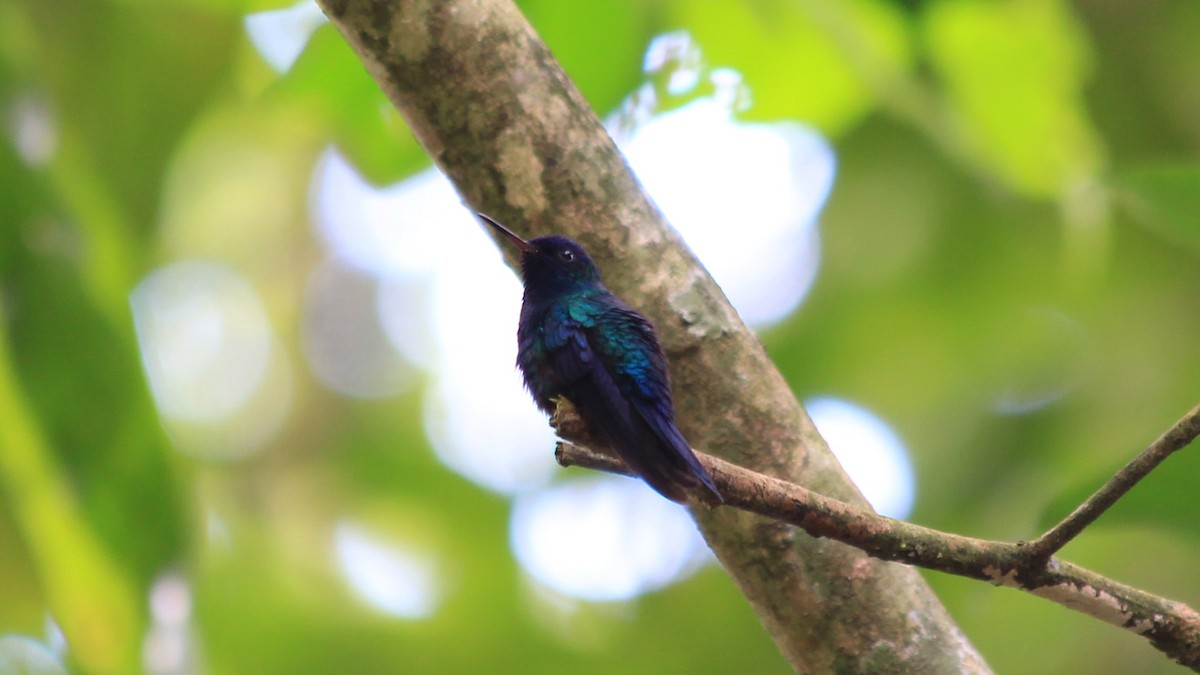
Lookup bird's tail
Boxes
[624,421,722,506]
[580,409,722,505]
[565,375,722,506]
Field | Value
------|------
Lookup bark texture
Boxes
[316,0,990,671]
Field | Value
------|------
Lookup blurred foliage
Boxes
[1,0,1199,674]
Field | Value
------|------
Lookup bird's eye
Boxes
[558,249,575,262]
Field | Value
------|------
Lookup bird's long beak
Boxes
[477,213,538,253]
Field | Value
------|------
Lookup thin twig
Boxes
[1022,403,1200,564]
[554,440,1200,670]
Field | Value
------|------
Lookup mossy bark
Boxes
[316,0,990,671]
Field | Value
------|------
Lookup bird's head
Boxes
[478,213,602,293]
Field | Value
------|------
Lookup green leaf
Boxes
[0,326,144,674]
[667,1,857,131]
[667,0,911,134]
[519,0,652,116]
[24,0,241,234]
[0,130,188,596]
[922,0,1103,197]
[1116,165,1200,253]
[272,24,428,185]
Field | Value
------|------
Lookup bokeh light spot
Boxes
[131,261,271,422]
[131,260,292,459]
[334,522,442,620]
[244,0,327,74]
[313,150,558,494]
[142,573,194,675]
[302,260,414,398]
[8,93,56,166]
[0,635,66,675]
[510,478,710,602]
[621,98,833,328]
[312,149,449,278]
[807,397,916,519]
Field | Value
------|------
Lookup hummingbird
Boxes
[478,213,722,505]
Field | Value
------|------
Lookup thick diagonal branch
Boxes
[316,0,986,671]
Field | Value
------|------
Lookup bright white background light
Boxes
[244,1,326,74]
[334,522,442,620]
[312,149,560,494]
[131,261,272,422]
[622,98,833,327]
[131,260,293,460]
[509,478,710,602]
[807,397,916,519]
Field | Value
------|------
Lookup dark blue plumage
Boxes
[479,213,721,505]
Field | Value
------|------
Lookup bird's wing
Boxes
[542,303,645,441]
[588,305,721,502]
[542,304,602,384]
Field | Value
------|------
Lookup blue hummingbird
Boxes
[479,213,722,505]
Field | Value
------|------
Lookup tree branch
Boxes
[552,402,1200,671]
[1023,403,1200,564]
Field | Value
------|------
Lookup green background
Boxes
[2,0,1199,672]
